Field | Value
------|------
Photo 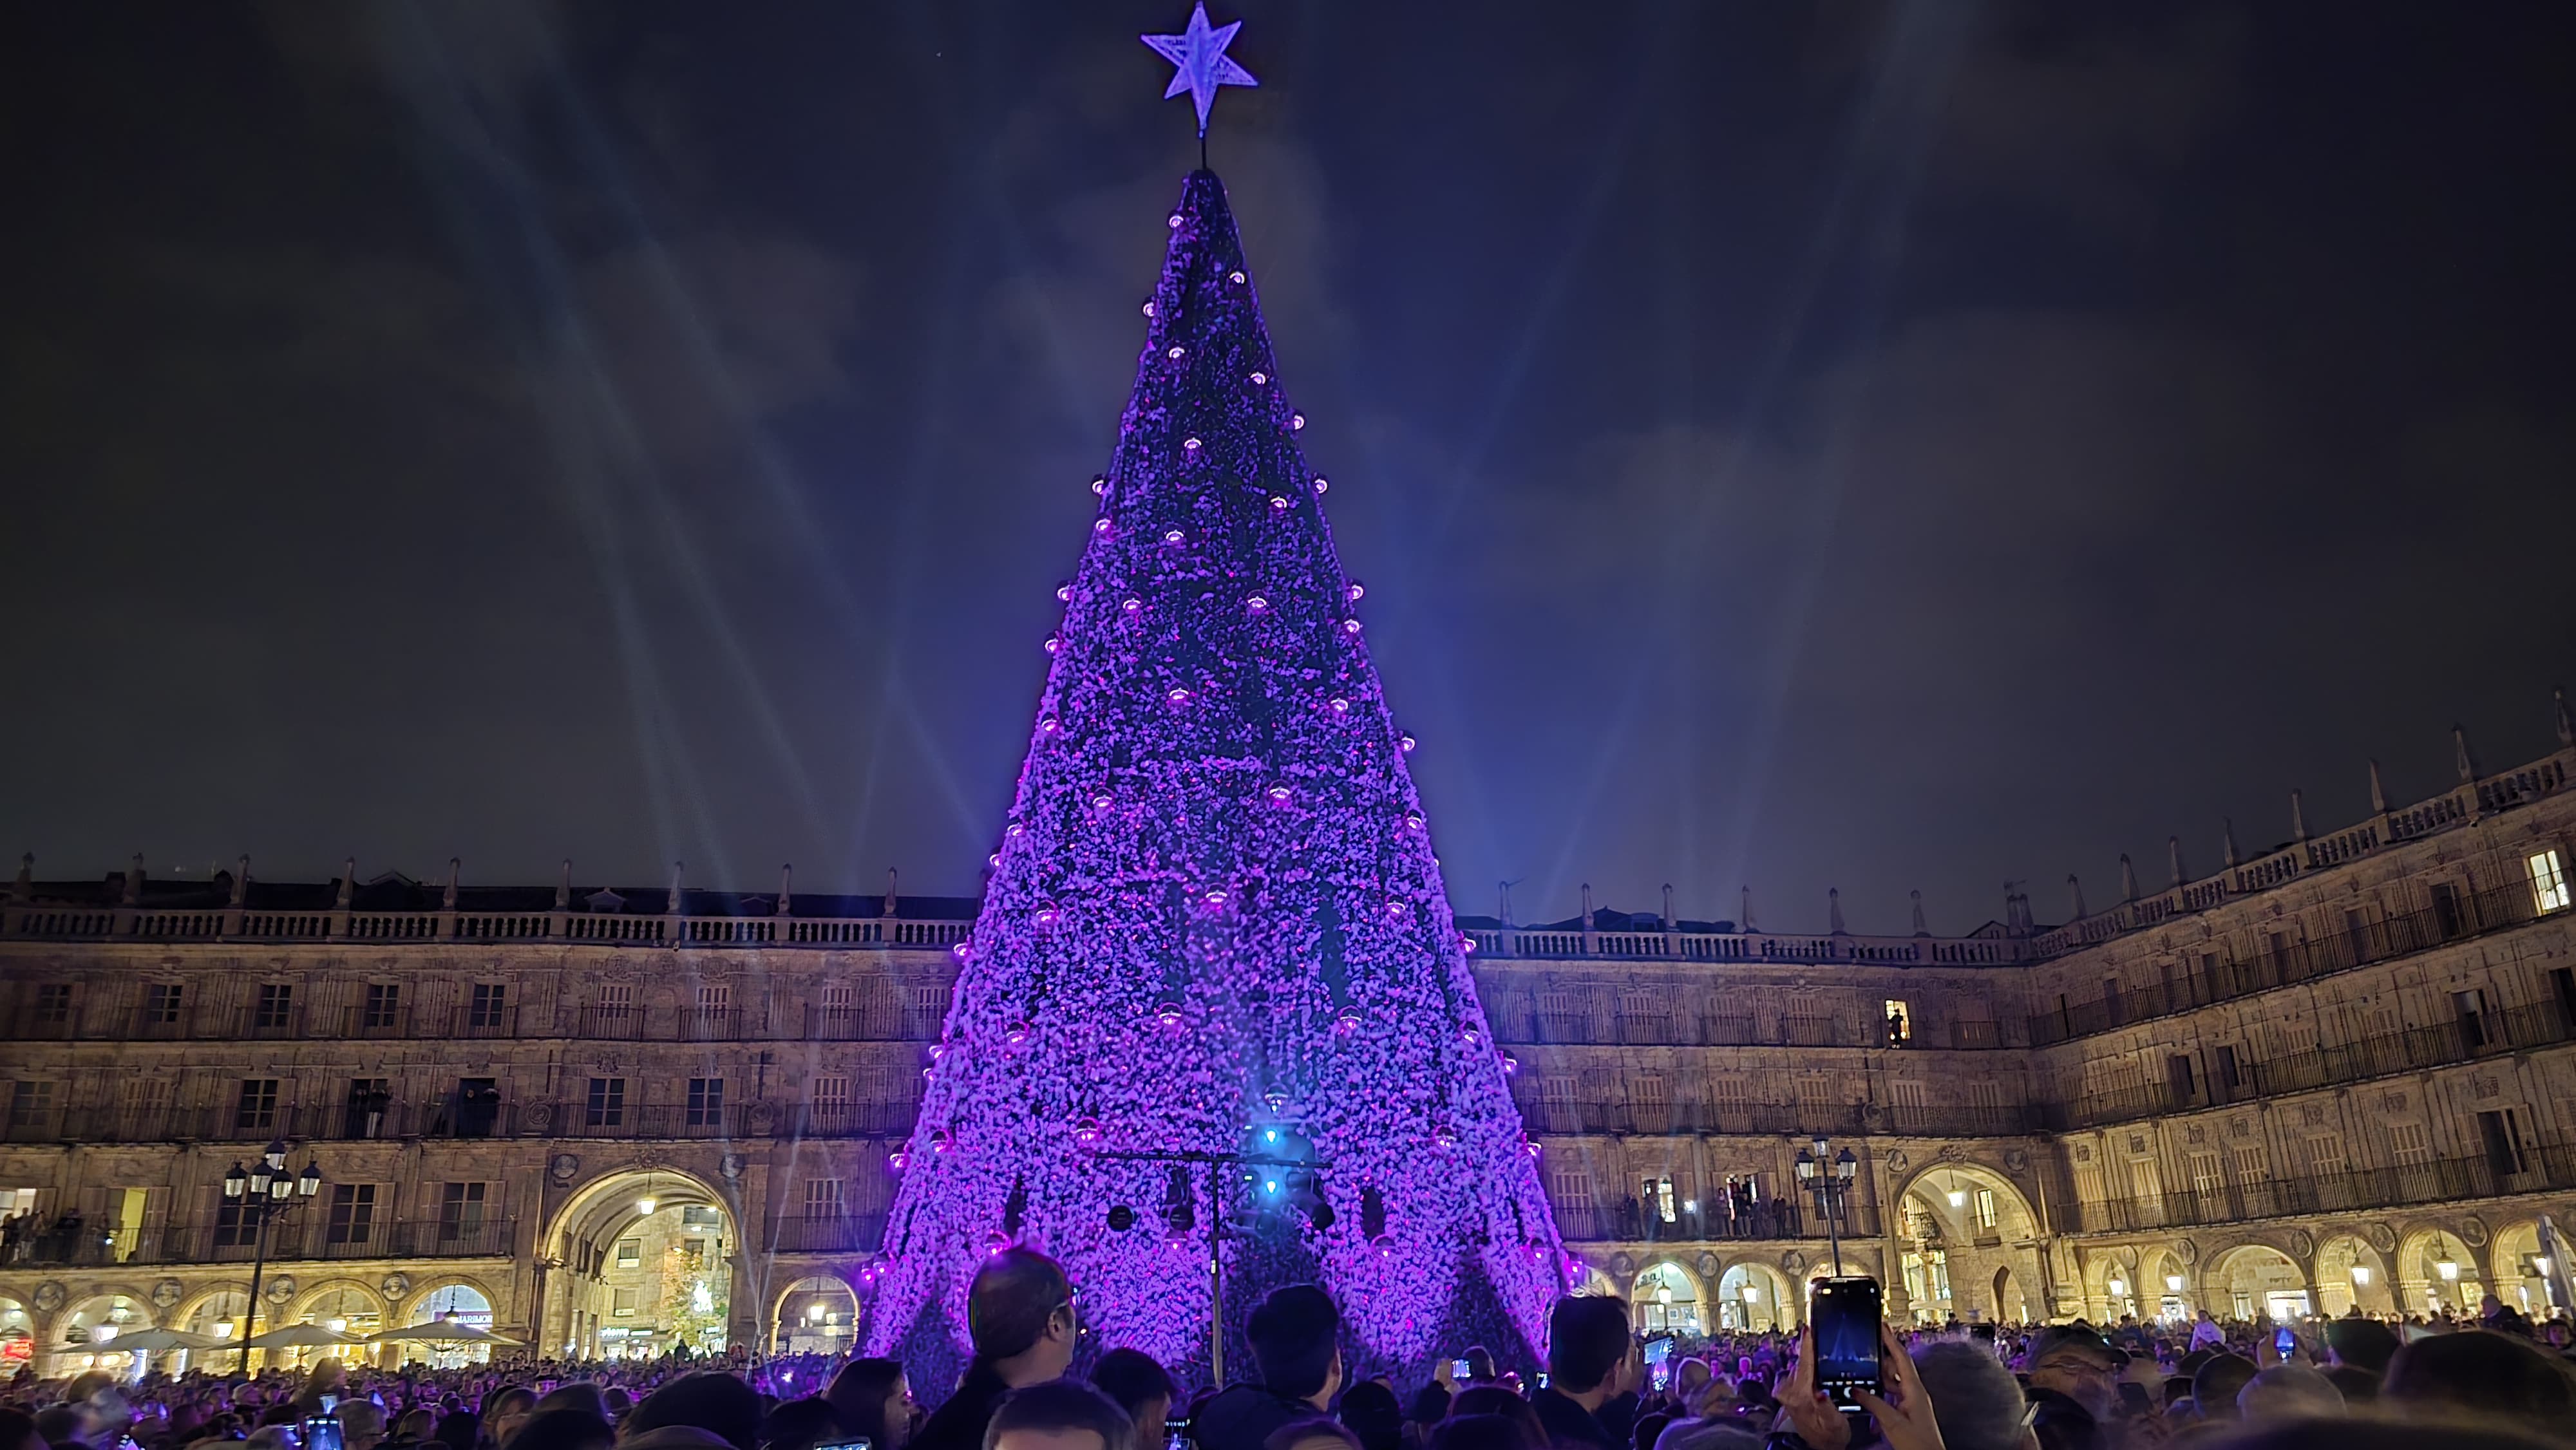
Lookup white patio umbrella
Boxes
[242,1323,369,1350]
[366,1319,525,1347]
[88,1327,218,1354]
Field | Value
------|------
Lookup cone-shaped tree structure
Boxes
[864,170,1564,1386]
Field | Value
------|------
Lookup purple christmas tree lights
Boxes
[862,169,1565,1384]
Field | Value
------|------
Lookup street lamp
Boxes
[222,1139,322,1369]
[1794,1136,1861,1275]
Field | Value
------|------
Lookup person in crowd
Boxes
[506,1411,614,1450]
[2187,1353,2255,1429]
[0,1409,43,1450]
[2378,1328,2575,1440]
[2315,1364,2376,1406]
[2020,1323,2121,1447]
[1627,1409,1670,1450]
[618,1371,762,1450]
[30,1408,88,1450]
[2318,1320,2396,1379]
[1528,1296,1636,1450]
[2234,1364,2343,1423]
[1770,1323,1947,1450]
[821,1359,913,1450]
[1194,1287,1341,1450]
[1441,1386,1542,1450]
[1456,1354,1495,1391]
[486,1387,539,1448]
[912,1250,1080,1450]
[339,1401,389,1450]
[533,1388,612,1425]
[1421,1417,1537,1450]
[981,1382,1133,1450]
[1330,1382,1399,1450]
[1260,1420,1358,1450]
[1088,1351,1173,1450]
[2185,1313,2224,1354]
[758,1400,844,1450]
[1909,1339,2033,1450]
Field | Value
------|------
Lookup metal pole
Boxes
[1826,1183,1844,1277]
[240,1207,270,1372]
[1207,1163,1225,1385]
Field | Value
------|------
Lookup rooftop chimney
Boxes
[1828,887,1846,936]
[2368,758,2388,815]
[2454,724,2477,783]
[1910,889,1927,937]
[777,863,795,916]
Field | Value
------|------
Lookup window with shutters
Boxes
[1973,1187,1998,1230]
[696,983,731,1016]
[2531,849,2570,914]
[144,984,184,1025]
[616,1237,641,1267]
[328,1183,375,1245]
[214,1196,257,1248]
[7,1082,56,1130]
[439,1182,488,1239]
[1888,1079,1928,1109]
[597,982,635,1020]
[33,984,72,1028]
[813,1075,853,1122]
[2230,1145,2266,1183]
[254,983,293,1029]
[2303,1135,2345,1176]
[236,1078,279,1132]
[1541,1075,1578,1117]
[1632,1072,1672,1117]
[2389,1120,2432,1163]
[363,984,401,1030]
[2188,1152,2224,1196]
[468,984,506,1030]
[586,1078,626,1128]
[1712,1076,1751,1116]
[803,1178,845,1219]
[687,1078,724,1127]
[1549,1167,1596,1207]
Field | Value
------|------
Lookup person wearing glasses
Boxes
[914,1249,1083,1450]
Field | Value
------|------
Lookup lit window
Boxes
[2531,849,2570,913]
[1883,1000,1911,1046]
[1974,1187,1997,1230]
[615,1237,641,1267]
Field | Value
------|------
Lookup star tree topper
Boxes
[1142,2,1258,138]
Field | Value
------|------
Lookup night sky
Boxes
[5,3,2572,936]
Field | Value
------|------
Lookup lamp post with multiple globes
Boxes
[222,1139,322,1368]
[1794,1135,1861,1276]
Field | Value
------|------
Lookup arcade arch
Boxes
[1632,1261,1705,1334]
[773,1276,860,1355]
[1895,1163,2039,1324]
[544,1165,736,1360]
[51,1292,150,1377]
[2314,1234,2394,1317]
[2488,1221,2561,1317]
[2208,1245,2308,1322]
[2397,1227,2485,1315]
[1717,1263,1796,1332]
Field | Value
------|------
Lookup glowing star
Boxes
[1141,3,1258,138]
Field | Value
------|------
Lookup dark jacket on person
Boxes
[909,1365,1011,1450]
[1526,1388,1618,1450]
[1191,1384,1314,1450]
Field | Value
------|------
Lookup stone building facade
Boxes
[5,718,2575,1371]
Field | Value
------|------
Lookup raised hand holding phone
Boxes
[1851,1321,1946,1450]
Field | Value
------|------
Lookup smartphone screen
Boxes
[1450,1359,1471,1379]
[320,1396,339,1413]
[304,1417,344,1450]
[2273,1328,2296,1359]
[813,1440,873,1450]
[1645,1337,1674,1391]
[1810,1276,1884,1406]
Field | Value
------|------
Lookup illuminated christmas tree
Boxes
[863,8,1564,1388]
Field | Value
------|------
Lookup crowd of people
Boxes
[5,1250,2571,1450]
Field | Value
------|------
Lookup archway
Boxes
[176,1286,250,1369]
[1897,1163,2040,1323]
[2080,1254,2138,1323]
[0,1296,33,1375]
[2144,1250,2192,1325]
[1991,1266,2027,1324]
[286,1281,388,1369]
[50,1292,150,1377]
[1716,1263,1795,1332]
[2487,1222,2561,1318]
[1631,1261,1705,1334]
[772,1276,859,1355]
[388,1282,497,1367]
[2208,1245,2307,1322]
[2396,1227,2485,1316]
[544,1166,736,1361]
[2314,1234,2395,1317]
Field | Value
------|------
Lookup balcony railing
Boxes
[2031,872,2570,1046]
[1,1216,517,1268]
[1552,1198,1880,1244]
[2072,1144,2576,1234]
[2049,995,2576,1130]
[2,903,975,950]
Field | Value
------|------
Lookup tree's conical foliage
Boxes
[863,170,1564,1386]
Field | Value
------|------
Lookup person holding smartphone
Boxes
[1528,1296,1636,1450]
